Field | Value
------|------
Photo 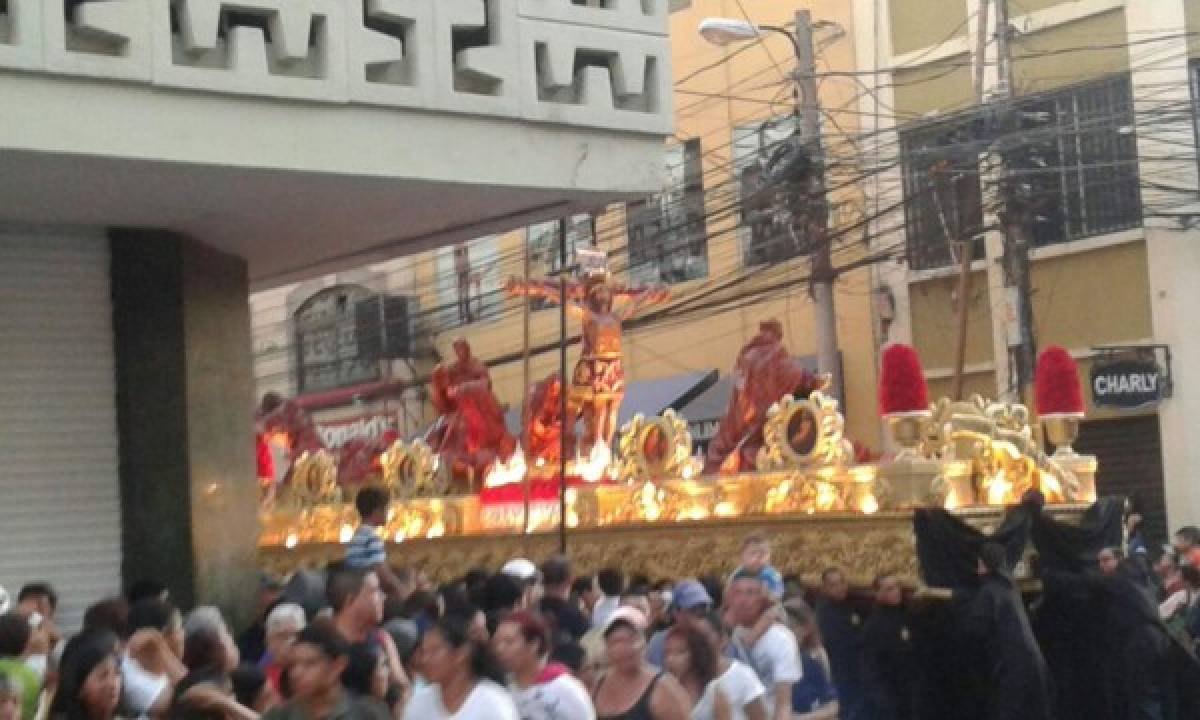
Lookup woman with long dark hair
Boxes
[690,614,765,720]
[492,610,594,720]
[402,614,517,719]
[662,625,717,710]
[782,601,838,720]
[50,630,123,720]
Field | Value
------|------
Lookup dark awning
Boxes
[617,369,718,427]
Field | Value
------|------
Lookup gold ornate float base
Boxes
[259,503,1089,585]
[260,390,1096,585]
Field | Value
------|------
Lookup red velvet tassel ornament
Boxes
[1036,346,1084,416]
[879,344,929,415]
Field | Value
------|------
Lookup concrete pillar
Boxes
[1126,0,1200,530]
[111,230,258,624]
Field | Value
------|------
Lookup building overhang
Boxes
[0,0,673,287]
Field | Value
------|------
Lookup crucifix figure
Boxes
[507,262,668,459]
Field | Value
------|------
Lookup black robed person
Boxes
[1031,498,1200,720]
[954,543,1053,720]
[815,568,867,720]
[860,575,917,720]
[1041,562,1191,720]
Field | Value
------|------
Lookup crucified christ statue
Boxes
[507,270,668,458]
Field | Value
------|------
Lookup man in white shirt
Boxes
[590,569,624,631]
[727,571,802,720]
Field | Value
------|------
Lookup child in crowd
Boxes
[730,532,784,601]
[345,488,406,597]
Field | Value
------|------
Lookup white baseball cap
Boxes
[501,558,538,582]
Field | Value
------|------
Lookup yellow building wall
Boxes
[887,3,1153,422]
[928,370,998,405]
[1012,10,1129,93]
[888,0,968,57]
[1189,1,1200,58]
[408,0,882,449]
[1012,0,1081,13]
[1030,241,1152,354]
[909,270,994,371]
[892,60,975,119]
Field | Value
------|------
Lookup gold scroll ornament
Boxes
[756,391,854,471]
[379,439,446,500]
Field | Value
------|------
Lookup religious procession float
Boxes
[256,258,1098,584]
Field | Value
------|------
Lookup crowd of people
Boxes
[2,489,1200,720]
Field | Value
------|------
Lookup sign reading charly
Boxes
[1091,357,1165,410]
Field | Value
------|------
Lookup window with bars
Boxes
[899,114,986,271]
[1009,74,1141,248]
[294,285,381,393]
[732,116,809,266]
[899,75,1142,269]
[626,138,709,285]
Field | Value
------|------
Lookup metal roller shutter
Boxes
[1075,415,1167,547]
[0,232,122,631]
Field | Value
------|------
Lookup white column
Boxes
[852,0,911,344]
[1126,0,1200,529]
[853,0,909,450]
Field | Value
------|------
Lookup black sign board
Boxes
[1091,357,1165,410]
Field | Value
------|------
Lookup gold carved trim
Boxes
[757,392,852,471]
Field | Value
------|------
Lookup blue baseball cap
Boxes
[672,579,712,610]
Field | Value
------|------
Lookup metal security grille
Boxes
[1075,415,1166,547]
[899,74,1141,270]
[899,114,987,270]
[732,116,807,267]
[1012,75,1142,248]
[0,232,122,631]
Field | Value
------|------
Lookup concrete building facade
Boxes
[851,0,1200,542]
[0,0,674,625]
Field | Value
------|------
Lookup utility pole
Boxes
[521,229,531,533]
[557,216,569,554]
[795,9,840,393]
[993,0,1037,401]
[949,0,992,400]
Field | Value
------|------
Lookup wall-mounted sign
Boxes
[316,413,398,450]
[1091,357,1165,410]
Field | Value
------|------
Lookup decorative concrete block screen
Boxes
[0,0,671,133]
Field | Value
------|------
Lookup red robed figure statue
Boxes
[704,319,826,473]
[426,338,517,489]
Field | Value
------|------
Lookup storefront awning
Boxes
[294,377,410,412]
[676,374,735,427]
[618,370,719,427]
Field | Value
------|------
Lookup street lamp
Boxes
[698,17,800,57]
